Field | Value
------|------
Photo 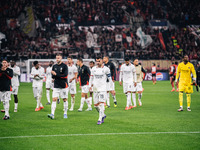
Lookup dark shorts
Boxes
[152,73,156,77]
[170,75,175,81]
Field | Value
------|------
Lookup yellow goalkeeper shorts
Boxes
[179,82,193,93]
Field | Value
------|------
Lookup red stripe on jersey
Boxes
[0,73,2,77]
[61,75,68,79]
[10,86,12,91]
[5,73,12,79]
[87,81,89,85]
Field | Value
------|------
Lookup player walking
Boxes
[67,56,78,111]
[133,59,146,107]
[76,58,92,111]
[30,61,45,111]
[48,54,69,119]
[0,60,13,120]
[46,61,54,105]
[169,62,176,92]
[10,61,20,112]
[89,56,111,124]
[103,56,117,108]
[175,55,196,112]
[119,58,137,110]
[152,63,156,84]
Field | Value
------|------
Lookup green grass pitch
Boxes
[0,81,200,150]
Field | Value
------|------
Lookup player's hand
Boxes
[51,71,56,76]
[69,79,73,83]
[34,74,39,78]
[134,82,137,87]
[89,87,92,91]
[119,81,122,86]
[112,79,115,82]
[192,80,197,85]
[175,81,178,87]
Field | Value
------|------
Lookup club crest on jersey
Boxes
[82,69,84,73]
[60,67,63,72]
[188,67,190,69]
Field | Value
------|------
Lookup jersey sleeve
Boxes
[30,68,35,78]
[89,68,94,87]
[14,67,20,76]
[191,64,197,81]
[132,66,137,82]
[119,66,123,82]
[39,67,45,79]
[4,68,13,79]
[51,65,56,79]
[87,66,91,77]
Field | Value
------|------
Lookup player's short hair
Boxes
[96,56,102,60]
[175,62,178,65]
[104,56,109,60]
[125,57,130,61]
[172,62,174,64]
[33,61,39,66]
[56,53,62,57]
[67,56,73,59]
[134,58,138,61]
[50,61,54,64]
[2,59,8,62]
[153,63,156,66]
[90,61,95,64]
[77,58,83,62]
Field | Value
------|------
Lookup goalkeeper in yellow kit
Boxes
[175,55,196,112]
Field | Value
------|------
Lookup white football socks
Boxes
[80,97,85,109]
[127,92,131,107]
[51,101,57,115]
[63,101,68,115]
[138,93,142,103]
[14,103,18,110]
[4,101,10,117]
[98,103,105,121]
[132,93,136,106]
[112,94,117,102]
[86,98,91,108]
[70,96,75,109]
[46,90,51,103]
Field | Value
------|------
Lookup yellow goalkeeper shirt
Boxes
[176,62,196,84]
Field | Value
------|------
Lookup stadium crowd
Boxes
[0,0,199,61]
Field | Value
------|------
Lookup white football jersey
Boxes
[30,67,45,87]
[90,65,110,92]
[119,63,136,83]
[10,66,20,87]
[46,66,53,83]
[67,64,78,85]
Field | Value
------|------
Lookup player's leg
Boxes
[89,91,93,105]
[13,86,19,112]
[99,92,107,124]
[48,88,59,119]
[2,92,11,120]
[185,84,193,111]
[110,81,117,107]
[178,83,184,112]
[33,87,40,111]
[38,87,44,110]
[84,86,92,111]
[132,90,137,107]
[137,83,143,106]
[106,91,110,108]
[61,88,69,118]
[69,84,76,111]
[46,82,51,105]
[78,92,85,112]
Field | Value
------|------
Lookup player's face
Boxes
[89,63,94,68]
[103,57,108,63]
[2,61,8,68]
[67,58,72,64]
[183,55,189,62]
[49,61,54,67]
[35,64,39,69]
[134,59,139,65]
[56,55,62,64]
[96,59,102,67]
[10,61,15,67]
[125,60,129,65]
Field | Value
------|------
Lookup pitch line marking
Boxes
[0,132,200,139]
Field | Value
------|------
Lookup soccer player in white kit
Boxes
[67,56,78,111]
[10,61,20,112]
[119,58,137,110]
[46,61,54,105]
[30,61,45,111]
[89,56,111,125]
[133,59,146,107]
